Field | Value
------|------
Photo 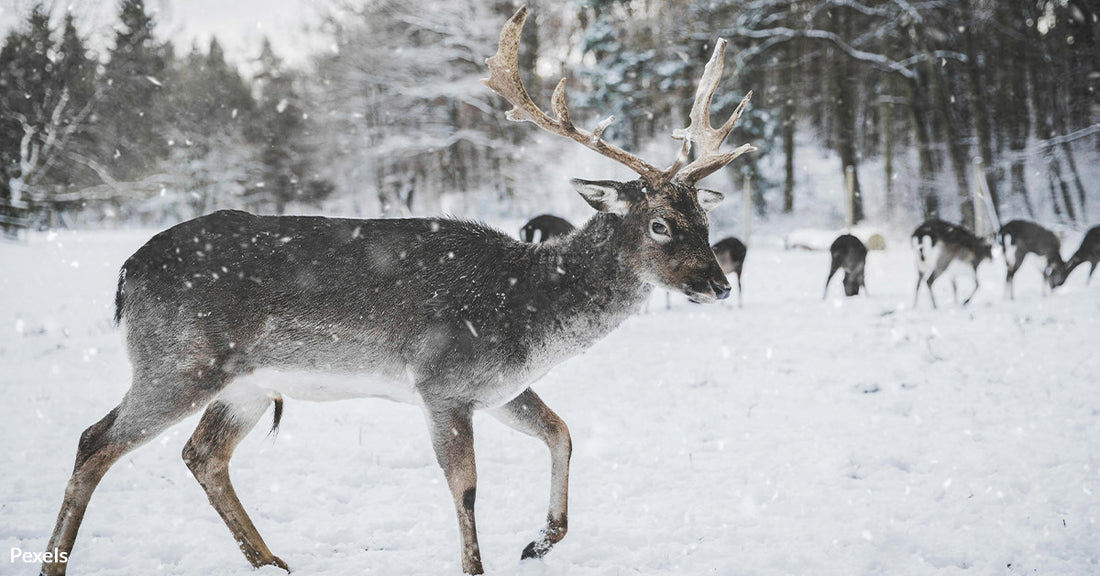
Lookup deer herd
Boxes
[525,211,1097,308]
[35,6,1098,576]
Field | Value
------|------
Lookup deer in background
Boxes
[712,237,746,307]
[521,214,575,242]
[824,233,867,298]
[40,7,754,576]
[912,219,992,308]
[998,219,1067,299]
[1065,225,1100,285]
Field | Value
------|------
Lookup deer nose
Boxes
[710,278,731,300]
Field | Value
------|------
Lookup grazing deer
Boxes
[1065,225,1100,285]
[40,7,754,576]
[912,219,992,308]
[999,219,1067,298]
[712,237,746,307]
[521,214,575,242]
[823,234,867,298]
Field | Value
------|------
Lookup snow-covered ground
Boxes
[2,226,1098,575]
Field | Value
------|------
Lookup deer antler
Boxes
[483,7,755,188]
[671,39,757,185]
[482,6,666,187]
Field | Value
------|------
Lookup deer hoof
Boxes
[521,539,549,560]
[266,555,291,573]
[522,522,567,560]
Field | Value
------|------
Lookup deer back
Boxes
[711,237,746,276]
[1066,225,1100,271]
[999,220,1062,261]
[116,210,652,407]
[913,219,991,270]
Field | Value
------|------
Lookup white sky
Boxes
[0,0,329,68]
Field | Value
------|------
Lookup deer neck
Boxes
[537,212,652,328]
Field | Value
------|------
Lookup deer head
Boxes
[483,6,756,303]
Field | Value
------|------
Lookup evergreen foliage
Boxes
[0,0,1095,227]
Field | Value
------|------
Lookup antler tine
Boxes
[483,6,665,185]
[672,39,757,184]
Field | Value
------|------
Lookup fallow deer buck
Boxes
[823,233,867,298]
[40,7,754,576]
[999,219,1067,299]
[1065,224,1100,285]
[520,213,575,242]
[912,219,992,308]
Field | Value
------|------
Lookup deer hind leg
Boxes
[963,266,981,306]
[924,271,941,309]
[1088,262,1097,285]
[490,388,572,561]
[182,381,287,572]
[42,376,218,576]
[425,404,482,575]
[1004,249,1021,300]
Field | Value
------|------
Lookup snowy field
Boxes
[2,225,1098,576]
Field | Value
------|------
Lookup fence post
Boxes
[973,157,985,237]
[845,165,855,229]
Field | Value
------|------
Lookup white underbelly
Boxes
[232,367,422,405]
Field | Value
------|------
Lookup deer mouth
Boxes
[683,278,731,303]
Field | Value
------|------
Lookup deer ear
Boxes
[571,179,631,215]
[696,188,725,212]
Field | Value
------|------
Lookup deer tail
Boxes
[113,267,127,326]
[269,395,284,438]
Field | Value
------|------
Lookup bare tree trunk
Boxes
[830,9,863,223]
[881,99,894,216]
[782,115,795,213]
[961,0,1001,215]
[1000,8,1034,217]
[908,74,938,219]
[1061,141,1087,215]
[927,55,973,229]
[780,9,802,214]
[1049,156,1077,221]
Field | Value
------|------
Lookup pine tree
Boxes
[97,0,168,181]
[1,5,101,204]
[248,38,328,214]
[159,38,259,215]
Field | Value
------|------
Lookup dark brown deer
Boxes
[40,7,754,576]
[712,237,746,307]
[823,233,867,298]
[999,219,1067,299]
[1065,225,1100,285]
[912,219,992,308]
[521,213,575,242]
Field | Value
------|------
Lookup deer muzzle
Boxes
[685,267,732,303]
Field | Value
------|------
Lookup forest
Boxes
[1,0,1097,231]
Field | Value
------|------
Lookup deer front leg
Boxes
[490,388,571,561]
[425,405,482,575]
[824,263,840,300]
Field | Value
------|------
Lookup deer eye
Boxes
[650,220,670,238]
